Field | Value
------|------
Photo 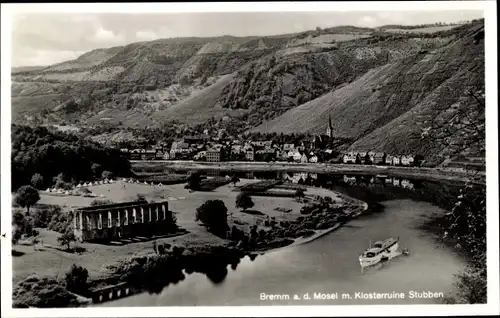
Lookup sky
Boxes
[11,10,484,67]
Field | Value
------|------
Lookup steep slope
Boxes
[254,22,484,165]
[152,73,248,125]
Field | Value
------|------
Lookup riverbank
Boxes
[131,160,485,184]
[13,179,368,307]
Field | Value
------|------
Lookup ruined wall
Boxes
[74,202,172,242]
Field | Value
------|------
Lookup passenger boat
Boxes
[359,237,399,268]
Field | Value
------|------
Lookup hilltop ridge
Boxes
[11,19,484,166]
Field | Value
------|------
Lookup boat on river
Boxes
[359,237,399,268]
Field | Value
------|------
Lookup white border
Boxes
[1,1,498,317]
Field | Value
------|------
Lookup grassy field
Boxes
[13,179,343,284]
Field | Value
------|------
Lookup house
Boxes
[155,150,164,159]
[231,145,243,154]
[162,152,170,160]
[372,152,386,165]
[401,155,415,166]
[277,151,289,162]
[251,141,268,147]
[300,153,308,163]
[358,152,368,164]
[385,155,394,165]
[194,151,206,161]
[169,149,176,160]
[141,149,156,160]
[120,148,129,153]
[283,144,295,151]
[309,155,318,163]
[206,149,221,162]
[245,146,254,161]
[392,156,401,166]
[171,141,190,154]
[287,150,296,158]
[368,151,376,163]
[129,149,142,160]
[343,152,357,164]
[393,178,400,186]
[293,151,303,162]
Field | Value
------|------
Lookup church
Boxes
[312,115,335,149]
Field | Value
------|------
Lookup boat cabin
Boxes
[373,241,383,248]
[363,248,382,258]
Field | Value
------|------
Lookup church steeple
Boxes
[326,114,333,138]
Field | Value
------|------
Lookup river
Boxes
[99,171,471,306]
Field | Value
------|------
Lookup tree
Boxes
[12,226,23,245]
[364,153,372,165]
[231,174,240,186]
[91,163,102,178]
[420,71,486,303]
[236,192,254,211]
[187,171,202,190]
[65,264,89,295]
[14,185,40,214]
[57,230,76,251]
[195,200,228,237]
[101,170,114,180]
[31,173,44,189]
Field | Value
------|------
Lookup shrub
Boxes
[64,264,89,295]
[13,276,80,308]
[235,192,254,211]
[48,211,73,234]
[172,246,185,257]
[90,199,114,206]
[32,205,62,228]
[157,244,166,255]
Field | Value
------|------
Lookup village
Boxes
[121,117,424,167]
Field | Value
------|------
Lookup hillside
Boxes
[10,20,483,165]
[253,22,484,165]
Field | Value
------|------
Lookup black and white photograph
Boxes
[1,1,498,316]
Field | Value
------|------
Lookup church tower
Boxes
[326,115,333,138]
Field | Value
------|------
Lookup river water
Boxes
[100,172,468,306]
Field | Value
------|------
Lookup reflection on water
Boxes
[99,169,478,307]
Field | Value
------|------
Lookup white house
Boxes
[293,151,303,162]
[283,144,295,151]
[392,156,401,166]
[393,178,400,186]
[162,152,170,160]
[401,155,415,166]
[287,150,296,158]
[309,155,318,163]
[300,153,308,163]
[385,155,394,165]
[343,152,357,164]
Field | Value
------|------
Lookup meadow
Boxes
[14,179,343,284]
